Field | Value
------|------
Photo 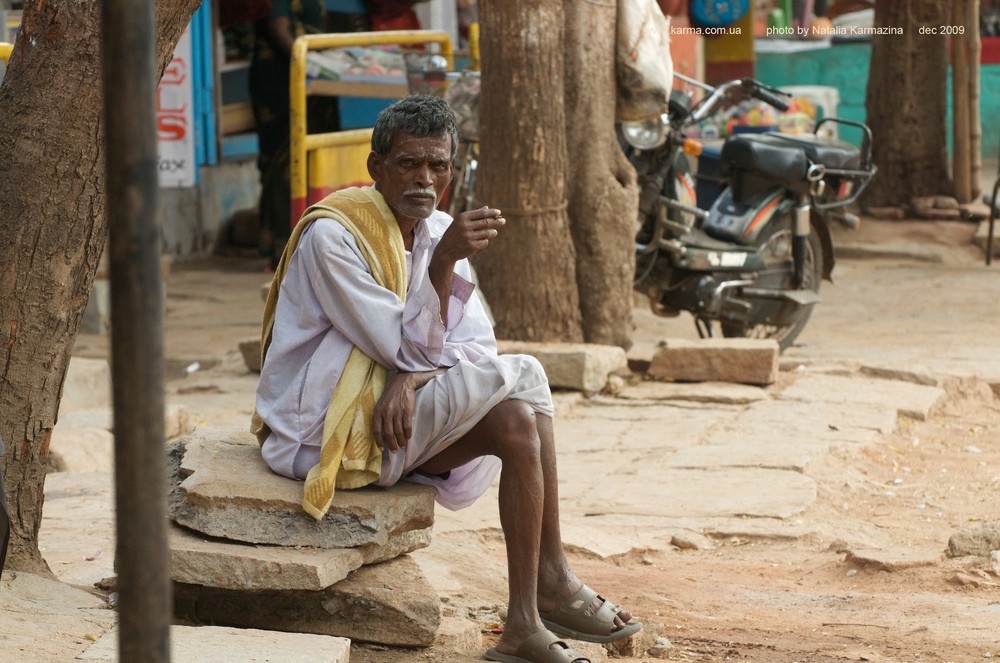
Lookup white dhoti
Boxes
[293,353,553,510]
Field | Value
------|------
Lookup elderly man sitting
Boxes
[252,95,640,663]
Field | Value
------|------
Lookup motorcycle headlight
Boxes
[621,115,669,149]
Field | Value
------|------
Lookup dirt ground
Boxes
[474,395,1000,663]
[48,215,1000,662]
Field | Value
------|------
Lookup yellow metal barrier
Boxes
[305,127,374,205]
[289,30,453,222]
[468,23,480,71]
[0,42,12,64]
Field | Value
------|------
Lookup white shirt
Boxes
[255,207,497,479]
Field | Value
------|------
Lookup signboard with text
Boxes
[157,24,196,187]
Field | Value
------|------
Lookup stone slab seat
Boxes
[167,428,437,551]
[174,554,441,648]
[170,523,365,592]
[166,429,442,647]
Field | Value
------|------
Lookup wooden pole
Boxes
[953,0,971,202]
[967,0,982,199]
[100,0,172,659]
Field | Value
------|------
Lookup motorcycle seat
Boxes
[762,132,861,170]
[721,134,809,185]
[723,133,860,178]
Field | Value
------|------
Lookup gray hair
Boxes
[371,95,459,160]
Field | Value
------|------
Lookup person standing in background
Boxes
[325,0,370,32]
[456,0,476,51]
[250,0,341,270]
[366,0,423,31]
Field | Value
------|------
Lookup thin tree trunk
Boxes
[967,0,982,199]
[474,0,583,342]
[565,0,639,349]
[953,0,971,202]
[863,0,952,208]
[0,0,199,573]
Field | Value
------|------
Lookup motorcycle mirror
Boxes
[668,89,693,121]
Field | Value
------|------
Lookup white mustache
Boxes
[404,188,436,197]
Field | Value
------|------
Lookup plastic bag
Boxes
[617,0,674,121]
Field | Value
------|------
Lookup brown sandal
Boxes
[539,584,642,644]
[484,629,590,663]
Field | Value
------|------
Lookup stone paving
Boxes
[29,350,976,657]
[4,217,1000,660]
[429,361,948,553]
[24,335,962,659]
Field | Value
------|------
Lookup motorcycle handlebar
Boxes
[680,75,792,124]
[751,86,790,112]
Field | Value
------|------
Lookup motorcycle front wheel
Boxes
[447,140,478,218]
[719,213,823,351]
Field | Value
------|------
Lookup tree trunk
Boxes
[0,0,199,573]
[565,0,638,349]
[966,0,982,200]
[953,0,971,203]
[473,0,584,342]
[863,0,952,208]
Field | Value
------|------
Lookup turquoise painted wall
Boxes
[756,42,872,148]
[756,41,1000,158]
[960,65,1000,160]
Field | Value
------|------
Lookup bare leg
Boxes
[533,414,633,627]
[418,402,632,651]
[418,400,546,654]
[533,412,577,605]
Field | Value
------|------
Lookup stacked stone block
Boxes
[167,428,441,646]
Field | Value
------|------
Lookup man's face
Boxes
[368,131,454,224]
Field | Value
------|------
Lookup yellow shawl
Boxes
[250,187,407,521]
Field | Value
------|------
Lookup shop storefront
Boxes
[162,0,462,259]
[2,1,462,259]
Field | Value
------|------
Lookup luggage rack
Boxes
[810,117,877,211]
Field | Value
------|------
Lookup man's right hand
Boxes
[373,369,445,453]
[432,206,506,266]
[428,207,504,324]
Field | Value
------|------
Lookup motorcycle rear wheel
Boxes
[719,214,823,351]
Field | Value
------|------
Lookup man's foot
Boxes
[538,584,641,644]
[485,629,590,663]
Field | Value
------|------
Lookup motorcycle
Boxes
[623,73,877,350]
[445,71,480,219]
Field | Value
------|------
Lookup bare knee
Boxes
[481,400,540,464]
